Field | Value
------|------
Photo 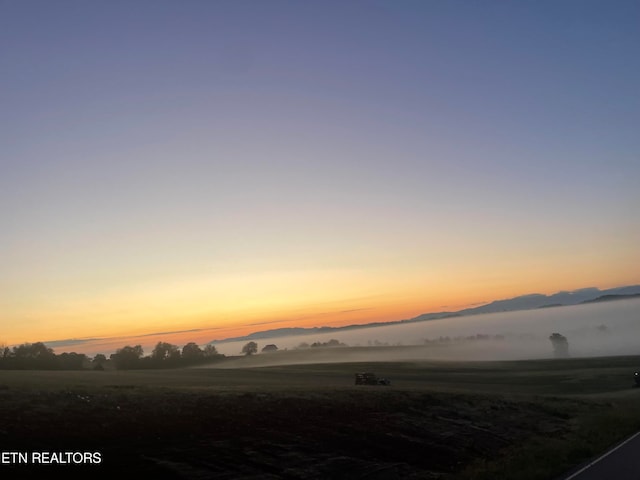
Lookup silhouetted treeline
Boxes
[109,342,223,370]
[0,342,86,370]
[296,339,347,349]
[0,341,223,370]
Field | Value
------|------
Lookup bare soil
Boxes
[0,386,583,479]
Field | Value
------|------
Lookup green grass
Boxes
[456,397,640,480]
[1,354,636,395]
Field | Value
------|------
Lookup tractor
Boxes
[355,372,391,386]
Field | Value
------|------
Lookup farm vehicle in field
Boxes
[355,372,391,386]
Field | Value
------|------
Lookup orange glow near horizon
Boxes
[3,216,638,351]
[4,262,638,353]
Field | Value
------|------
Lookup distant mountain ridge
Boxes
[209,285,640,344]
[581,293,640,304]
[411,286,640,321]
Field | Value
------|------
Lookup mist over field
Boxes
[210,299,640,365]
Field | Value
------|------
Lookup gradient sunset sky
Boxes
[2,1,639,348]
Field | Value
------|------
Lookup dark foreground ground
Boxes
[1,354,640,479]
[0,387,573,479]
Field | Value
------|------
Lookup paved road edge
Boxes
[561,431,640,480]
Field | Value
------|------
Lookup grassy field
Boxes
[1,351,640,479]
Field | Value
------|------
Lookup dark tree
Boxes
[181,342,204,361]
[151,342,180,363]
[92,353,107,370]
[11,342,57,369]
[92,353,106,365]
[242,341,258,356]
[549,333,569,358]
[203,344,219,357]
[57,352,87,370]
[110,345,144,370]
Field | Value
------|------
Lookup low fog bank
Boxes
[209,299,640,366]
[206,341,553,370]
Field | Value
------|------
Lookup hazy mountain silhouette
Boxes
[581,293,640,304]
[209,285,640,344]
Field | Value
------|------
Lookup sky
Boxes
[1,0,639,351]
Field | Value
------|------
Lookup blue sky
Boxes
[1,0,639,345]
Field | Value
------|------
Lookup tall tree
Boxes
[110,345,144,370]
[151,342,180,363]
[181,342,203,362]
[203,344,218,357]
[11,342,56,369]
[242,341,258,356]
[92,353,107,370]
[549,333,569,358]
